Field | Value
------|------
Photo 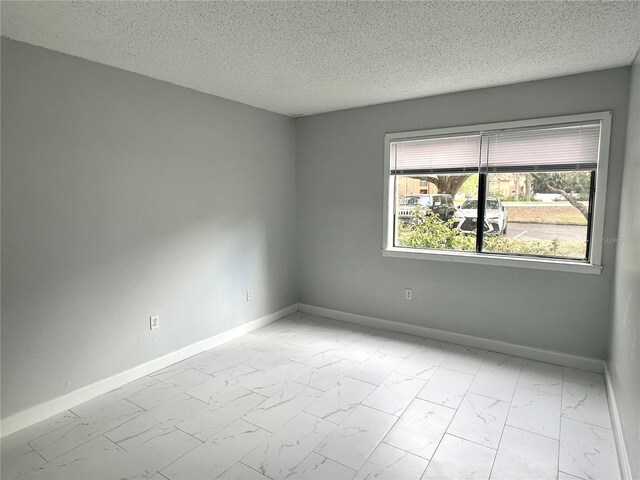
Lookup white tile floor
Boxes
[1,312,621,480]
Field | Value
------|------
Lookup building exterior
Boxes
[396,177,438,198]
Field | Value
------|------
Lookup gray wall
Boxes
[296,68,630,360]
[1,37,634,424]
[608,53,640,479]
[1,39,298,418]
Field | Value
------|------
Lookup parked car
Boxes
[397,194,456,223]
[453,197,508,235]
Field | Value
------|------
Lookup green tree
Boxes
[458,175,479,197]
[530,172,591,219]
[423,174,471,196]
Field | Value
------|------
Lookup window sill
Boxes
[382,247,602,274]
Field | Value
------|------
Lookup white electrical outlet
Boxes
[405,289,413,301]
[150,315,160,330]
[246,290,253,302]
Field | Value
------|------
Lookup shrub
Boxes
[396,213,586,259]
[397,214,475,251]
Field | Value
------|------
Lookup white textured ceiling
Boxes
[2,1,640,116]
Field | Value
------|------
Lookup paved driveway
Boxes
[506,222,587,241]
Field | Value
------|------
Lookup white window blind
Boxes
[390,122,601,175]
[390,134,481,174]
[484,123,601,172]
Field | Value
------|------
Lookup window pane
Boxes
[394,174,478,252]
[481,171,592,260]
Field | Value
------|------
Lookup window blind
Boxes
[484,123,601,172]
[390,134,481,174]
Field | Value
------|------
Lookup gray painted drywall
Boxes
[296,68,630,360]
[608,52,640,479]
[1,39,298,418]
[1,36,635,425]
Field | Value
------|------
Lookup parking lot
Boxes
[505,222,587,241]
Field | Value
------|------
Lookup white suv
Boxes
[453,197,508,235]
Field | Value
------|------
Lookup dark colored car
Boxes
[397,194,456,223]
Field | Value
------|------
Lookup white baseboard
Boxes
[604,364,634,480]
[298,303,604,372]
[0,304,298,438]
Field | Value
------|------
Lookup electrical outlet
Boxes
[405,288,413,301]
[246,290,253,302]
[150,315,160,330]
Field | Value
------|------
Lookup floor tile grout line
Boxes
[416,386,465,475]
[7,411,79,454]
[312,433,388,476]
[28,431,113,465]
[124,395,154,412]
[302,402,362,427]
[516,383,563,396]
[377,439,437,460]
[30,445,48,464]
[560,414,615,431]
[172,424,206,444]
[331,376,450,475]
[238,400,364,478]
[558,468,590,480]
[100,432,128,453]
[436,431,498,453]
[237,395,368,475]
[354,396,413,419]
[413,358,479,469]
[487,360,524,479]
[156,426,210,478]
[306,450,359,476]
[504,423,561,442]
[69,380,159,419]
[374,440,430,479]
[64,408,82,420]
[239,459,275,479]
[26,406,147,463]
[311,396,403,474]
[456,388,513,405]
[239,416,275,434]
[344,372,387,387]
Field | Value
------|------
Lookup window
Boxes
[383,112,611,273]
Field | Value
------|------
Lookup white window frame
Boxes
[382,111,612,274]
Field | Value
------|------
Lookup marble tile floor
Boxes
[1,312,621,480]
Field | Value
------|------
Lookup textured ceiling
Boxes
[2,1,640,116]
